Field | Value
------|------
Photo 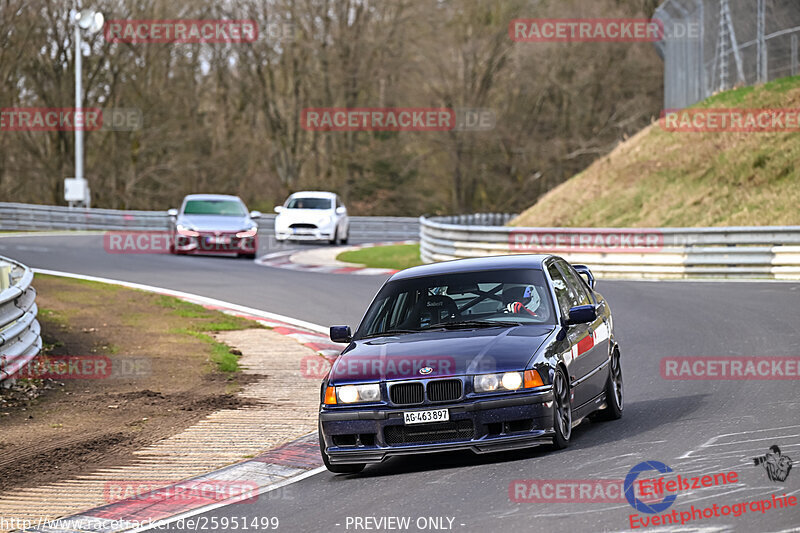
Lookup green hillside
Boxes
[512,76,800,228]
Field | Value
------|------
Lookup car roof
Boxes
[288,191,337,198]
[389,254,553,281]
[183,194,243,202]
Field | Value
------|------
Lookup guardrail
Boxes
[0,256,41,384]
[0,202,420,241]
[0,202,169,231]
[420,214,800,280]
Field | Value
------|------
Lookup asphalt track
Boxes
[2,233,799,533]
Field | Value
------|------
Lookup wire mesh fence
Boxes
[654,0,800,109]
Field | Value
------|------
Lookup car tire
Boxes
[239,253,257,260]
[168,236,176,254]
[340,232,349,245]
[590,350,623,422]
[551,368,572,450]
[319,427,365,474]
[329,225,338,245]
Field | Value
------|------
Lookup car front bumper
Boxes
[319,388,555,464]
[275,227,334,242]
[275,220,336,242]
[174,233,257,254]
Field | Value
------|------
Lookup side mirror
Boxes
[566,305,596,325]
[167,208,178,218]
[335,206,346,215]
[249,210,262,219]
[274,206,283,213]
[330,325,352,343]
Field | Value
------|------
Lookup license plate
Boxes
[403,408,449,425]
[209,236,230,244]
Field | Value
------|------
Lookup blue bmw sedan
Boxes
[319,255,623,474]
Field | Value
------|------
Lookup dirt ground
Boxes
[0,275,260,491]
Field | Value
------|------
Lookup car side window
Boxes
[546,262,573,317]
[387,292,410,329]
[558,261,592,306]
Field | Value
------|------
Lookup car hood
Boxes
[276,209,333,223]
[178,215,252,232]
[329,325,554,383]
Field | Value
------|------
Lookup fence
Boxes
[420,214,800,280]
[0,202,420,241]
[653,0,800,109]
[0,256,41,384]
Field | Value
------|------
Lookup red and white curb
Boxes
[255,240,417,276]
[25,434,323,533]
[22,270,343,533]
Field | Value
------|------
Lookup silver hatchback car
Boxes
[168,194,261,258]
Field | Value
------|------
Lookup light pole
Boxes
[66,8,103,208]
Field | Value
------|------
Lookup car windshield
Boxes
[356,269,555,338]
[285,197,332,209]
[183,199,247,216]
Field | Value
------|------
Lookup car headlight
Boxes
[176,224,199,237]
[236,225,258,238]
[324,383,381,405]
[473,370,543,393]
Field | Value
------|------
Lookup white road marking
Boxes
[13,245,50,252]
[31,268,329,334]
[0,231,105,238]
[126,467,327,533]
[677,425,800,459]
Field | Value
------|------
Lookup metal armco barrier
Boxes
[0,202,169,231]
[0,202,420,241]
[420,214,800,280]
[0,256,41,383]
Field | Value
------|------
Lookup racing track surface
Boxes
[3,233,799,532]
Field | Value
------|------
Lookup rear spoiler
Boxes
[572,264,596,290]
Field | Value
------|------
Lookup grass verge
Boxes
[512,75,800,228]
[337,243,423,270]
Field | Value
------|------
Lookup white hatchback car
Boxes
[274,191,349,244]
